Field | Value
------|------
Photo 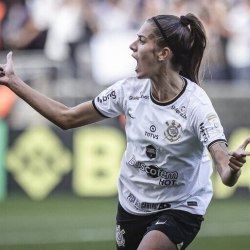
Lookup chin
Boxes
[136,72,147,79]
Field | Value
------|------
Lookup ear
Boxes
[157,47,172,61]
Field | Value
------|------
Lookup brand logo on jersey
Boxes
[145,125,159,140]
[155,219,168,225]
[199,122,209,143]
[146,145,156,159]
[116,225,125,247]
[128,156,178,184]
[129,92,149,101]
[177,242,184,250]
[127,193,171,211]
[97,90,116,103]
[164,120,182,142]
[150,125,156,132]
[171,105,187,119]
[127,108,135,119]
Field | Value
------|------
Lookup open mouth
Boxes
[131,54,139,73]
[131,55,139,72]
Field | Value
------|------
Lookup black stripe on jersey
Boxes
[207,139,228,151]
[92,99,110,118]
[150,77,187,106]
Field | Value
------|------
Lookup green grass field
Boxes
[0,195,250,250]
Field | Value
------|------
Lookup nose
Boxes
[129,40,137,52]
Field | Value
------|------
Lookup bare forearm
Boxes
[210,142,241,187]
[1,52,104,129]
[219,167,241,187]
[209,142,247,187]
[9,75,70,129]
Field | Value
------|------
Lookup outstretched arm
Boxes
[0,52,105,129]
[209,137,250,187]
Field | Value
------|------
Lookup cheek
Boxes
[141,51,157,69]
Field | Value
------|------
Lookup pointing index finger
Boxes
[238,136,250,150]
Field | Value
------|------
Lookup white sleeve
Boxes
[190,97,227,149]
[92,80,125,118]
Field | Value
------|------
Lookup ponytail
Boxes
[150,13,207,85]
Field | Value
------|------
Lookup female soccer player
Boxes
[0,13,249,250]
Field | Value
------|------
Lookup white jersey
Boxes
[92,77,227,215]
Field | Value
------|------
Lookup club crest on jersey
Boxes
[164,120,182,142]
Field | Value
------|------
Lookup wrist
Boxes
[229,167,241,176]
[8,74,20,87]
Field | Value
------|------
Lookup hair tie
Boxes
[180,15,189,27]
[152,17,168,43]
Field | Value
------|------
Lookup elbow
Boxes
[53,121,70,131]
[57,120,73,130]
[59,124,70,131]
[53,117,72,131]
[55,111,74,130]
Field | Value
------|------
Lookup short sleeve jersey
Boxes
[92,77,227,215]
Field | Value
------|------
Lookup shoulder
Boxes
[186,79,212,107]
[184,79,216,121]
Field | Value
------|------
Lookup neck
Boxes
[150,73,185,103]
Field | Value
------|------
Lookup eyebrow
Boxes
[137,34,154,40]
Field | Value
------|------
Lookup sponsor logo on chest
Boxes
[145,125,159,140]
[171,105,187,119]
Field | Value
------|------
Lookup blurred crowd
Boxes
[0,0,250,82]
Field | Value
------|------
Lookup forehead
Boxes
[137,21,155,39]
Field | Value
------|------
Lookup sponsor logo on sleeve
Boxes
[199,122,209,143]
[97,90,116,103]
[207,113,222,133]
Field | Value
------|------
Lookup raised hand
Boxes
[229,136,250,173]
[0,51,15,86]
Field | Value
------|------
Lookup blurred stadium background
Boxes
[0,0,250,249]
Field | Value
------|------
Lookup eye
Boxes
[138,35,146,44]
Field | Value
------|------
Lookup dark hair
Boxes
[149,13,206,85]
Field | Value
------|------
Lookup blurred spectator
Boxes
[199,0,231,80]
[1,0,250,83]
[0,0,7,49]
[225,0,250,81]
[92,0,131,33]
[2,0,47,50]
[168,0,194,16]
[128,0,168,29]
[44,0,97,78]
[90,0,137,85]
[0,86,16,119]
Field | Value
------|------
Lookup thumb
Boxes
[5,51,15,75]
[7,51,13,65]
[242,151,250,156]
